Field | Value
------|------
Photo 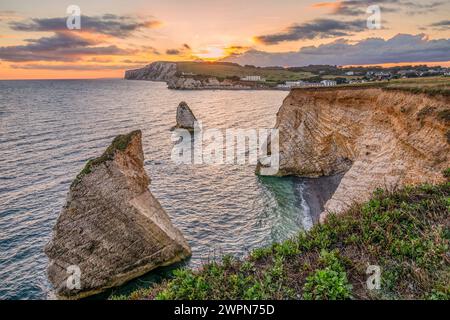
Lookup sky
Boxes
[0,0,449,79]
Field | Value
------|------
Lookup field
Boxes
[177,62,313,82]
[344,76,450,96]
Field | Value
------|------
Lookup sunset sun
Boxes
[193,46,226,61]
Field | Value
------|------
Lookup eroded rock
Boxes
[257,87,450,221]
[45,130,191,299]
[174,101,198,131]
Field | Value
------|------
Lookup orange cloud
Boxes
[311,1,342,13]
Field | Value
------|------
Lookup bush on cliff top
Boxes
[72,130,141,187]
[112,178,450,300]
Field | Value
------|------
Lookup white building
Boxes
[241,75,264,81]
[285,80,305,87]
[345,71,354,76]
[320,80,337,87]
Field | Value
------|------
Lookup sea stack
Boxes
[174,101,198,131]
[45,130,191,299]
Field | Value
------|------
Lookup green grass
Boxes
[337,76,450,96]
[177,62,313,82]
[113,172,450,300]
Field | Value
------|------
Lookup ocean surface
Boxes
[0,79,337,300]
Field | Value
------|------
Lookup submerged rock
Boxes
[174,101,198,131]
[45,130,191,299]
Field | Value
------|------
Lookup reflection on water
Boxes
[0,79,336,299]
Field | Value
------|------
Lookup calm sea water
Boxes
[0,79,327,300]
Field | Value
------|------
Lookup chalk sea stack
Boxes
[174,101,198,131]
[45,130,191,299]
[257,87,450,222]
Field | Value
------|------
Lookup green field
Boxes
[342,76,450,96]
[176,62,313,82]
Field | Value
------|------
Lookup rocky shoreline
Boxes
[257,87,450,221]
[45,84,449,299]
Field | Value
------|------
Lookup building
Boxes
[279,80,337,89]
[320,80,337,86]
[285,80,305,87]
[345,71,355,76]
[241,75,264,81]
[181,72,196,76]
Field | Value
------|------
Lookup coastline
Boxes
[295,174,344,224]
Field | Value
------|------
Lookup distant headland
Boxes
[124,61,450,90]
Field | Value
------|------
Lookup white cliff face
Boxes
[259,87,450,221]
[45,130,191,299]
[167,77,203,89]
[124,62,177,81]
[124,62,260,90]
[167,76,254,90]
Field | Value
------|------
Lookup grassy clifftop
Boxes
[113,172,450,300]
[349,76,450,96]
[177,62,313,82]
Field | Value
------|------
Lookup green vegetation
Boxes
[302,250,352,300]
[113,173,450,300]
[339,76,450,96]
[177,62,313,83]
[72,130,141,187]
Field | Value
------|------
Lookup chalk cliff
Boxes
[124,62,264,89]
[124,61,177,81]
[45,130,191,299]
[167,77,252,90]
[257,87,450,221]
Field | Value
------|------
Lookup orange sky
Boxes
[0,0,449,79]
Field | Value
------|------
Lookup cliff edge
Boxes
[257,87,450,221]
[124,61,177,81]
[45,130,191,299]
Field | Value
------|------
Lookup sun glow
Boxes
[193,46,226,61]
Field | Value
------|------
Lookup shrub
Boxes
[302,250,352,300]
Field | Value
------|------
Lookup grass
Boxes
[177,62,313,82]
[338,76,450,96]
[71,130,141,187]
[112,172,450,300]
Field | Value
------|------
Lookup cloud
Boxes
[10,63,140,70]
[323,0,401,15]
[140,45,161,55]
[166,49,181,55]
[254,18,367,44]
[313,0,444,16]
[0,13,160,63]
[0,10,19,21]
[9,14,161,38]
[402,1,445,15]
[121,59,149,64]
[223,34,450,66]
[0,31,132,62]
[165,44,192,56]
[429,20,450,30]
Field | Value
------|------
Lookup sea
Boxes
[0,79,339,299]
